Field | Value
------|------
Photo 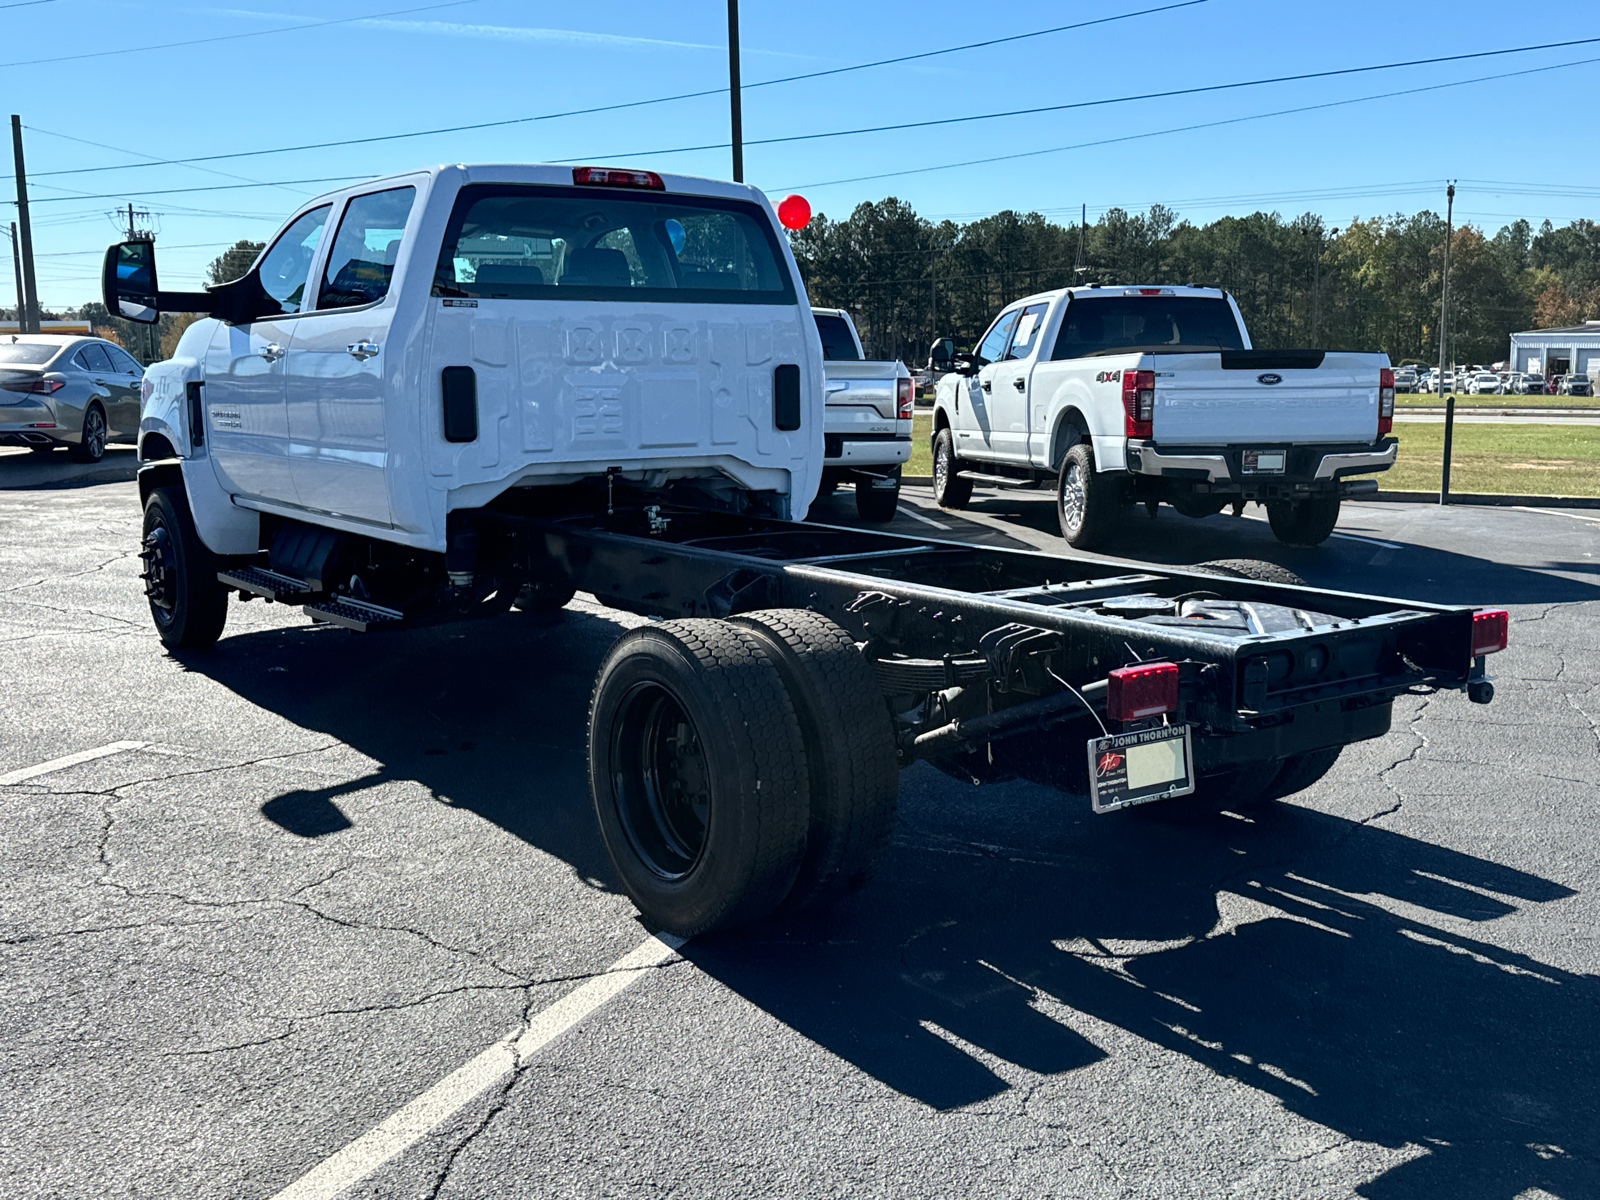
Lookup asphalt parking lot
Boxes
[3,469,1598,1199]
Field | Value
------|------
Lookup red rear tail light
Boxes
[896,376,913,419]
[1107,662,1179,721]
[572,166,664,190]
[1378,368,1395,435]
[1471,609,1508,657]
[1,376,64,394]
[1122,369,1155,438]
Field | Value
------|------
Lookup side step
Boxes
[218,565,315,603]
[304,596,405,633]
[958,472,1047,490]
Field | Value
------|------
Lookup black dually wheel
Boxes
[589,620,810,936]
[140,485,229,649]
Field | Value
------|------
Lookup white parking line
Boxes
[1512,506,1600,525]
[898,504,952,531]
[0,740,147,786]
[268,933,684,1200]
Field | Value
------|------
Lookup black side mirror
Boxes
[928,336,955,372]
[952,351,982,376]
[103,240,159,324]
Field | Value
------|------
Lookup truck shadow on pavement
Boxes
[192,604,1594,1199]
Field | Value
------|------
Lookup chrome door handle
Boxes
[259,343,284,362]
[347,341,380,361]
[1012,378,1026,391]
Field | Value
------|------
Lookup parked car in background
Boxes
[1558,373,1594,397]
[1465,371,1502,395]
[1547,375,1562,395]
[1392,366,1418,392]
[812,307,913,521]
[0,334,142,462]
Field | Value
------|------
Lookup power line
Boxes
[20,176,370,204]
[0,0,59,9]
[775,53,1600,192]
[0,0,485,70]
[25,127,315,198]
[4,1,1204,182]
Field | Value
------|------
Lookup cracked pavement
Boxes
[3,477,1598,1199]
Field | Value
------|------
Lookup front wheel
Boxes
[931,428,971,510]
[854,466,901,523]
[1056,443,1124,550]
[1266,495,1341,547]
[140,485,229,649]
[589,620,811,937]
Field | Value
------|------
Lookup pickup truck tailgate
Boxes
[1154,351,1383,445]
[825,360,900,420]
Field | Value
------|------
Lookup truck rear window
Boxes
[1051,296,1246,359]
[432,185,796,305]
[814,314,860,360]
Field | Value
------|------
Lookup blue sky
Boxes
[3,0,1597,308]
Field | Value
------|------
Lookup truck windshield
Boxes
[814,314,860,360]
[432,185,796,305]
[1051,296,1246,359]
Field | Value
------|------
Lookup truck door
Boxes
[206,204,330,505]
[965,307,1021,456]
[985,301,1048,462]
[285,185,417,527]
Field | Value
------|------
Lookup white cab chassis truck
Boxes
[106,167,1501,937]
[811,307,913,522]
[929,286,1398,549]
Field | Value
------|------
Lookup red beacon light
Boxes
[777,194,812,231]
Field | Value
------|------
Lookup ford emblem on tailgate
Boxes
[1257,372,1283,386]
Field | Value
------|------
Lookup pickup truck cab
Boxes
[111,163,824,595]
[811,307,912,522]
[929,286,1396,549]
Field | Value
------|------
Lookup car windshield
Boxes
[814,314,860,361]
[433,184,796,305]
[1051,295,1246,359]
[0,342,61,365]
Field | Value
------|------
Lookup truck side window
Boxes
[316,186,417,311]
[257,205,331,315]
[814,314,861,361]
[1002,303,1050,361]
[975,310,1020,365]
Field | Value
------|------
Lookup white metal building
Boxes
[1508,320,1600,381]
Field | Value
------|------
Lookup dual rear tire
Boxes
[589,610,898,937]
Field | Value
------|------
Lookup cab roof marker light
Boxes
[1107,662,1179,721]
[1472,609,1508,657]
[1126,288,1174,296]
[571,167,665,190]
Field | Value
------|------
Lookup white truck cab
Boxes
[811,307,912,522]
[118,163,825,574]
[929,285,1396,549]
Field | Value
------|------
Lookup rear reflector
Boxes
[572,166,664,190]
[1122,369,1155,438]
[897,376,914,418]
[1472,608,1508,656]
[1107,662,1180,721]
[1378,368,1395,435]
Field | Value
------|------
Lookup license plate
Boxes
[1242,450,1286,474]
[1088,725,1195,814]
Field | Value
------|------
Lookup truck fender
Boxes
[1047,407,1091,472]
[137,357,203,462]
[134,458,259,557]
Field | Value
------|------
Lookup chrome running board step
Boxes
[957,472,1046,489]
[304,596,404,633]
[218,565,314,603]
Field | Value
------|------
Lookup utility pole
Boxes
[1075,203,1087,276]
[10,115,41,334]
[727,0,743,182]
[1438,182,1456,505]
[7,223,25,329]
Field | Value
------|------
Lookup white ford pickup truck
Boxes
[928,285,1397,549]
[811,307,912,522]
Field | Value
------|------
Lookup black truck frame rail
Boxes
[466,498,1489,775]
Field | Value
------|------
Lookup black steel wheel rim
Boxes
[610,681,711,881]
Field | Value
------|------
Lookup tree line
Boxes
[790,201,1600,368]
